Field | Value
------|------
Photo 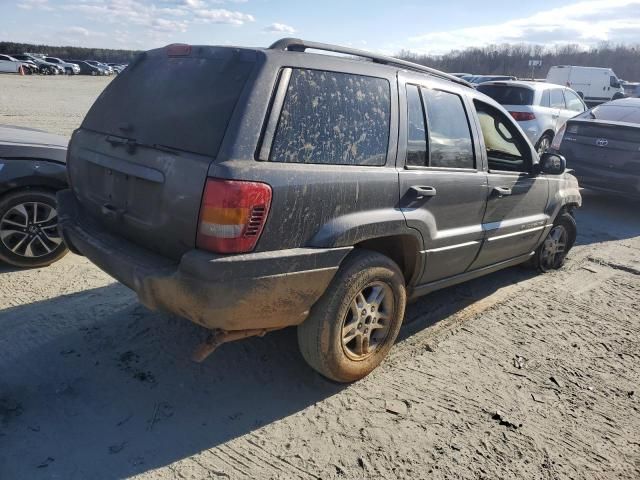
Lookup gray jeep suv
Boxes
[58,39,581,382]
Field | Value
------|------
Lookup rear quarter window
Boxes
[269,69,391,166]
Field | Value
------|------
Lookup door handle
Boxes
[409,185,437,199]
[492,186,512,197]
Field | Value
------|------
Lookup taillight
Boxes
[551,124,566,150]
[509,111,536,121]
[196,178,272,254]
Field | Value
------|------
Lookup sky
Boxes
[2,0,640,54]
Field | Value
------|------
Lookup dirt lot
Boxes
[1,75,639,480]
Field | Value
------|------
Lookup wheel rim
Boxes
[537,137,550,155]
[540,224,568,271]
[341,282,394,361]
[0,201,62,258]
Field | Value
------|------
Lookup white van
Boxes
[546,66,625,105]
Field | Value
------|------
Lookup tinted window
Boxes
[580,104,640,124]
[474,100,530,173]
[550,89,566,109]
[540,90,551,108]
[83,48,256,157]
[422,88,474,169]
[270,69,390,166]
[0,55,8,61]
[477,85,534,106]
[406,85,427,167]
[564,90,585,112]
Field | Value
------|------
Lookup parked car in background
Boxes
[44,56,80,75]
[477,81,587,154]
[58,39,580,382]
[0,54,24,73]
[65,60,102,76]
[546,66,625,106]
[551,98,640,199]
[86,60,112,75]
[0,125,68,268]
[467,75,516,85]
[11,54,63,75]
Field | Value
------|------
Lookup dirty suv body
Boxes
[58,39,581,382]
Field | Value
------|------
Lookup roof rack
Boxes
[269,38,472,88]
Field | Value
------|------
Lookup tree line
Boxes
[398,43,640,81]
[0,42,141,64]
[2,40,640,81]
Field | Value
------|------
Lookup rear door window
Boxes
[421,88,475,169]
[270,69,391,166]
[550,89,566,109]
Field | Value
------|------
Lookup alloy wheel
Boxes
[537,136,551,155]
[0,201,62,258]
[341,282,394,360]
[539,224,568,271]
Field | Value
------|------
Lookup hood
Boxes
[0,125,68,163]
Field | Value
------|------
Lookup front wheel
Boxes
[0,190,68,268]
[530,212,577,272]
[297,250,406,383]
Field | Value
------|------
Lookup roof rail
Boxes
[269,38,472,88]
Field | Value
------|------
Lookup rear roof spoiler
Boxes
[269,38,472,88]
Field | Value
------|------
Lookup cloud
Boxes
[409,0,640,54]
[63,26,90,37]
[263,23,296,34]
[194,8,255,25]
[16,0,53,11]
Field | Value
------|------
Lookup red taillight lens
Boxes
[166,43,192,57]
[509,111,536,121]
[196,178,272,254]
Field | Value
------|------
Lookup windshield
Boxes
[477,85,534,105]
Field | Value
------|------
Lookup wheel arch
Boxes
[352,235,421,288]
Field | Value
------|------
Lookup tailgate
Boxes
[67,45,258,259]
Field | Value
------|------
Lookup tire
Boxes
[0,189,68,268]
[530,212,577,272]
[297,250,407,383]
[613,92,625,100]
[535,133,553,156]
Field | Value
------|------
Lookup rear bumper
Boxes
[57,190,351,331]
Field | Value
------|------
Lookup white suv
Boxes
[477,81,587,154]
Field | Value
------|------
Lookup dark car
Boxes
[468,75,517,85]
[0,125,68,268]
[58,39,581,382]
[10,54,63,75]
[65,60,101,76]
[552,98,640,198]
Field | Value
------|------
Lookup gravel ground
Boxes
[1,74,639,480]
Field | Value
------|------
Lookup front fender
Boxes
[546,171,582,220]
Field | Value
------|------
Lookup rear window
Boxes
[580,104,640,124]
[269,69,390,166]
[477,85,534,106]
[82,47,256,157]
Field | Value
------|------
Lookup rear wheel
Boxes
[613,92,625,100]
[530,212,576,272]
[536,133,553,156]
[0,190,68,268]
[297,250,406,383]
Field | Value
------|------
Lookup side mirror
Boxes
[539,153,566,175]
